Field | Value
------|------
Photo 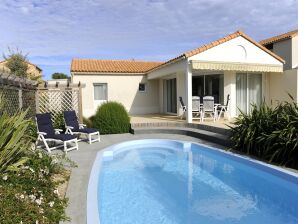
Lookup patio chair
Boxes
[217,94,230,120]
[202,96,217,122]
[192,96,202,121]
[64,111,100,144]
[36,113,78,153]
[179,96,187,119]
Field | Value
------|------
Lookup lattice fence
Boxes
[0,72,83,121]
[36,88,81,123]
[0,72,37,118]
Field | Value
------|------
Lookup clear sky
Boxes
[1,0,298,80]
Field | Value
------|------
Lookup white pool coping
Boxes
[87,139,298,224]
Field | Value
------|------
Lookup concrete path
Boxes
[63,133,223,224]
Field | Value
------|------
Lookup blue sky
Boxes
[1,0,298,80]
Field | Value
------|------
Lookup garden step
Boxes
[131,122,231,135]
[131,126,231,147]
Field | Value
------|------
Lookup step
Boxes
[131,122,231,135]
[131,126,231,147]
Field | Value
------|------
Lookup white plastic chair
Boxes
[202,96,217,122]
[192,96,202,121]
[179,96,187,119]
[217,94,230,120]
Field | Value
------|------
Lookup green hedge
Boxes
[92,101,130,134]
[230,101,298,168]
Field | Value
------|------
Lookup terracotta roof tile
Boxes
[260,29,298,46]
[71,59,163,73]
[72,30,285,74]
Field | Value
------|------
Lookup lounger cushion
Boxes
[46,133,76,141]
[64,111,80,130]
[73,127,98,134]
[36,113,55,136]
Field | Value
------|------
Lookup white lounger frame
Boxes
[65,124,100,144]
[36,129,78,153]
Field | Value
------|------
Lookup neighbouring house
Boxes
[260,29,298,105]
[0,60,43,81]
[71,30,286,123]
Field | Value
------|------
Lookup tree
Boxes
[3,48,28,78]
[2,48,42,81]
[51,72,70,80]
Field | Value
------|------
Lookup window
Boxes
[139,83,146,92]
[94,83,107,100]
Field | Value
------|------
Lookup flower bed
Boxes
[0,151,75,224]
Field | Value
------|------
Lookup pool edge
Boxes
[86,139,298,224]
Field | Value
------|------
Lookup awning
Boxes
[191,60,283,73]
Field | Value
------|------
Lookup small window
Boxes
[94,83,107,100]
[139,83,146,92]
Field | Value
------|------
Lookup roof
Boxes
[0,60,42,71]
[149,30,285,72]
[71,30,284,75]
[71,59,163,73]
[260,29,298,46]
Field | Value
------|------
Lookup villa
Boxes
[71,30,297,123]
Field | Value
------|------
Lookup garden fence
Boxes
[0,71,36,118]
[0,71,83,121]
[36,82,83,123]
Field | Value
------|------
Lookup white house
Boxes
[260,29,298,106]
[71,30,287,123]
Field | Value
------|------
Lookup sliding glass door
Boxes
[236,73,262,115]
[192,74,224,104]
[164,78,177,114]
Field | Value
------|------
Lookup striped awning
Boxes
[191,60,283,73]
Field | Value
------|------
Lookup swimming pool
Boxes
[87,139,298,224]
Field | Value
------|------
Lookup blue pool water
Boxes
[87,140,298,224]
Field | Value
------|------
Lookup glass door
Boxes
[164,78,177,114]
[236,74,247,115]
[236,73,262,115]
[192,74,224,104]
[248,73,262,111]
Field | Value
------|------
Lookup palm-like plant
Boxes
[0,104,32,173]
[230,100,298,168]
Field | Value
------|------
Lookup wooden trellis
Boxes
[0,72,84,121]
[36,82,84,123]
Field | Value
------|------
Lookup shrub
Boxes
[83,116,93,128]
[230,101,298,168]
[0,150,76,223]
[52,112,65,130]
[92,101,130,134]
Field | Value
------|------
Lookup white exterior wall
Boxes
[147,60,187,80]
[223,71,236,118]
[268,69,298,106]
[189,36,283,66]
[72,73,160,118]
[292,36,298,69]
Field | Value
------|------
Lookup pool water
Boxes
[91,140,298,224]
